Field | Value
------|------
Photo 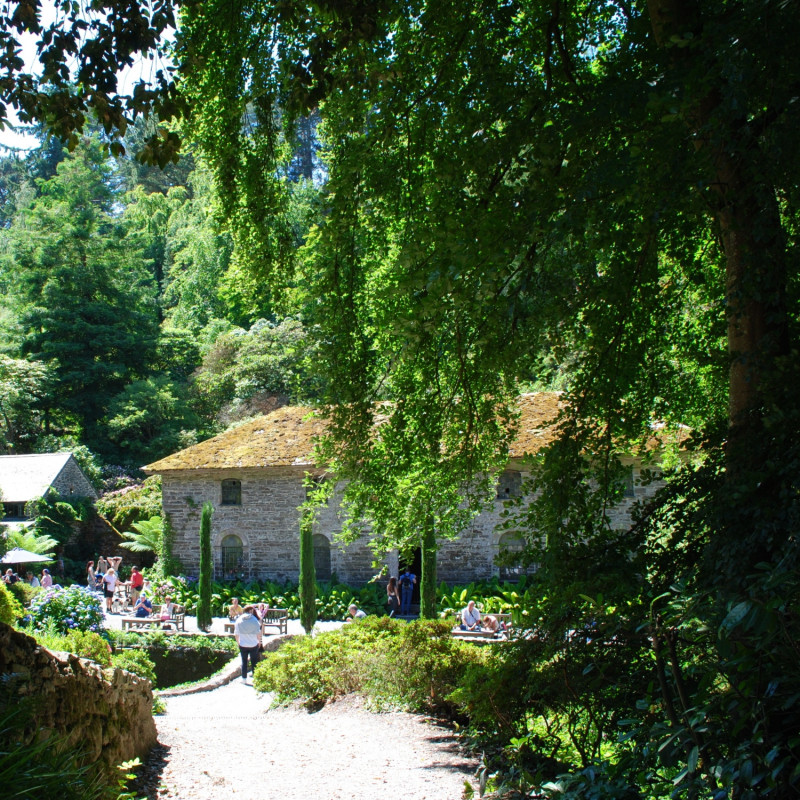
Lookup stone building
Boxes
[144,393,668,587]
[0,452,98,524]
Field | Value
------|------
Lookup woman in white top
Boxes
[102,568,118,613]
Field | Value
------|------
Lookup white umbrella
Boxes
[1,547,53,565]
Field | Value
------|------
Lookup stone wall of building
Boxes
[162,462,663,586]
[0,622,156,773]
[52,455,98,500]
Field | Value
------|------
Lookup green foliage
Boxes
[96,476,163,530]
[196,502,213,631]
[5,580,38,609]
[25,584,105,634]
[111,649,157,685]
[2,140,160,450]
[253,616,481,713]
[119,516,163,554]
[0,354,53,453]
[298,509,316,634]
[30,489,93,545]
[1,526,58,559]
[0,582,23,624]
[33,625,112,667]
[190,318,323,426]
[104,375,199,466]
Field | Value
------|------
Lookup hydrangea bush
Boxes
[26,584,105,634]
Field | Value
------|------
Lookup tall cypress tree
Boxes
[197,502,213,631]
[298,510,316,634]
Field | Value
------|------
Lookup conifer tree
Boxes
[197,502,213,631]
[298,511,316,634]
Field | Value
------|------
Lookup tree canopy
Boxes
[3,0,800,795]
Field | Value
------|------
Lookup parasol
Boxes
[1,547,53,565]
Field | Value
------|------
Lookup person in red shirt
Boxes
[129,566,145,604]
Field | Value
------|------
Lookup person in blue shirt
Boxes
[134,594,153,618]
[399,569,416,616]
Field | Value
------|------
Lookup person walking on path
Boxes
[234,605,262,683]
[399,569,416,616]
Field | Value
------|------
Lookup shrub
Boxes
[33,625,112,667]
[0,582,24,624]
[111,650,157,685]
[253,616,482,714]
[7,580,39,608]
[25,584,105,634]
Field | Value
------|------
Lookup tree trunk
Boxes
[647,0,788,430]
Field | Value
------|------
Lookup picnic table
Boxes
[121,604,186,632]
[224,608,289,636]
[451,612,513,640]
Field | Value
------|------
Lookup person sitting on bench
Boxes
[459,600,482,631]
[133,594,153,618]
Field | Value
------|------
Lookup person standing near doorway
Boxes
[399,568,416,616]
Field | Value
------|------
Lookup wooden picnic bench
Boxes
[121,604,186,632]
[451,612,513,640]
[224,608,289,636]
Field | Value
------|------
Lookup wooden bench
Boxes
[224,608,289,636]
[121,604,185,632]
[451,612,513,640]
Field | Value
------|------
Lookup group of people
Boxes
[458,599,504,634]
[228,598,270,622]
[86,558,146,615]
[386,568,417,617]
[2,567,53,587]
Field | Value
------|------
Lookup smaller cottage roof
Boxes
[144,393,566,474]
[0,453,81,503]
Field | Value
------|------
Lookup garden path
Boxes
[134,676,478,800]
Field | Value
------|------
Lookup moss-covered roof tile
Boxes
[146,392,677,474]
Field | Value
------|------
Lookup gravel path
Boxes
[135,679,478,800]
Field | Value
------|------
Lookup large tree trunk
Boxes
[647,0,788,430]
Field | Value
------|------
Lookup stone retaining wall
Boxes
[0,622,157,772]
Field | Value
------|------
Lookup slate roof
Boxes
[144,393,566,474]
[0,453,77,503]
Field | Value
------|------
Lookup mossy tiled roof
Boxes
[144,393,565,474]
[144,406,326,472]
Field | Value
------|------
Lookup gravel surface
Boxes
[121,615,478,799]
[134,681,478,800]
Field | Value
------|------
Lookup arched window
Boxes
[497,531,527,582]
[221,479,242,506]
[221,534,243,576]
[496,470,522,500]
[312,534,332,581]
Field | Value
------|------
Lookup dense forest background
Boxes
[0,121,325,476]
